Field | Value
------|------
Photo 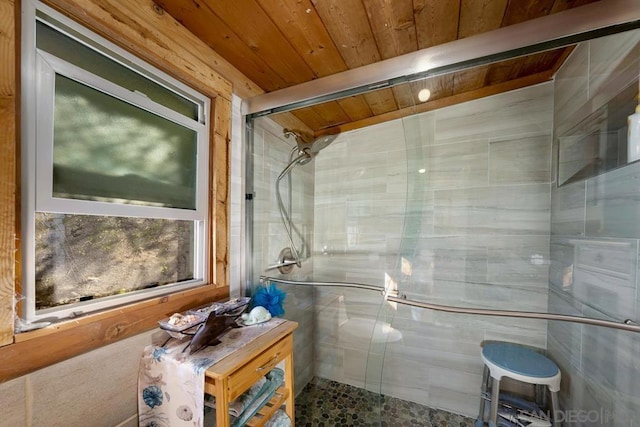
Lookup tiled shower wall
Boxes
[548,30,640,426]
[312,83,554,416]
[250,117,316,396]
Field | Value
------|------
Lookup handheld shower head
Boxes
[275,128,340,273]
[283,129,338,163]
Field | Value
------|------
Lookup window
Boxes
[22,2,211,322]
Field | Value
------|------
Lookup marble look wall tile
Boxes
[586,162,640,238]
[581,307,640,399]
[486,235,550,288]
[311,253,399,287]
[294,336,315,393]
[314,343,344,383]
[388,314,482,351]
[378,353,431,404]
[489,134,552,185]
[433,310,548,339]
[427,367,483,401]
[402,111,435,147]
[433,184,551,236]
[315,153,405,203]
[548,236,579,291]
[547,338,617,423]
[483,329,547,350]
[252,118,316,277]
[551,181,586,236]
[427,140,488,190]
[0,376,26,426]
[343,348,379,389]
[612,397,640,427]
[549,236,639,320]
[547,288,583,368]
[588,29,640,110]
[434,83,553,145]
[285,284,316,391]
[574,238,636,279]
[426,244,488,285]
[427,383,481,418]
[467,282,548,312]
[347,120,407,155]
[554,42,589,137]
[572,265,636,320]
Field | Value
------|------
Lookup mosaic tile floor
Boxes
[295,377,476,427]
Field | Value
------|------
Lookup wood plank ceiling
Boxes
[155,0,599,135]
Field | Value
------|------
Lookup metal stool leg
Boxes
[550,390,560,427]
[476,365,489,426]
[489,376,500,427]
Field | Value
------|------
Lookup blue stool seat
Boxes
[476,342,561,427]
[482,342,559,379]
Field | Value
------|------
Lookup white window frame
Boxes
[21,0,211,323]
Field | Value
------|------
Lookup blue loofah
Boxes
[251,283,286,317]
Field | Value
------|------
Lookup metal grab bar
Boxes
[260,275,386,294]
[260,276,640,334]
[386,296,640,334]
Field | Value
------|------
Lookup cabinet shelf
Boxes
[245,386,290,427]
[204,320,298,426]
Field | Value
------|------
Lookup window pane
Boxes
[36,20,199,120]
[35,213,195,310]
[53,75,198,210]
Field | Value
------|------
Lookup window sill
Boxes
[0,284,228,383]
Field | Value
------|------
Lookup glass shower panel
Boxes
[248,114,329,420]
[246,25,640,426]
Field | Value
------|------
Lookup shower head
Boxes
[283,129,338,164]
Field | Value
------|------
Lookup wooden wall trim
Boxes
[0,0,237,382]
[212,96,231,286]
[3,285,229,380]
[0,0,16,348]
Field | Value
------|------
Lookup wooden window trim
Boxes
[0,0,232,383]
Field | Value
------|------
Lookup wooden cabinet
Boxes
[204,320,298,426]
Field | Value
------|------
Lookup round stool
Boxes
[476,342,561,427]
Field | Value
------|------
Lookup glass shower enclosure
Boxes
[244,4,640,425]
